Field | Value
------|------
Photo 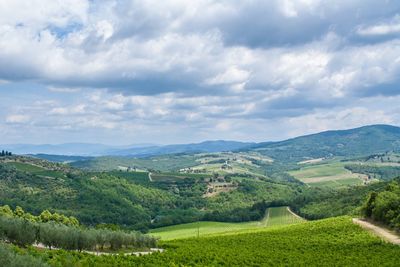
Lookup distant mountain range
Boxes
[1,141,255,157]
[0,143,155,156]
[2,125,400,160]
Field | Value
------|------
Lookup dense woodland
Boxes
[362,178,400,230]
[0,161,303,230]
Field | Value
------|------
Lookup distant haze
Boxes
[2,124,400,157]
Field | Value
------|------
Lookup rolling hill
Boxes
[251,124,400,162]
[2,141,254,158]
[109,140,255,157]
[3,125,400,162]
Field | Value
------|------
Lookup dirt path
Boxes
[286,207,305,220]
[258,209,270,226]
[33,243,164,256]
[353,218,400,245]
[148,172,153,182]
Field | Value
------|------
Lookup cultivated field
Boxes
[41,217,400,266]
[265,207,304,227]
[4,162,65,179]
[150,206,304,240]
[288,161,367,188]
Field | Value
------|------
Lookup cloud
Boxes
[6,114,30,124]
[49,104,86,115]
[47,86,81,93]
[0,1,400,144]
[357,15,400,36]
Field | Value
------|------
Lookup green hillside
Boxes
[0,158,302,230]
[253,125,400,162]
[26,217,400,266]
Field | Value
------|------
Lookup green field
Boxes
[289,161,365,187]
[265,206,304,227]
[4,162,65,179]
[34,216,400,266]
[150,206,304,240]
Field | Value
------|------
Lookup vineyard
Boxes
[265,207,304,227]
[150,206,304,240]
[25,216,400,266]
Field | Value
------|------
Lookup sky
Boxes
[0,0,400,145]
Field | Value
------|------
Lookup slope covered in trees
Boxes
[290,181,389,219]
[362,178,400,230]
[0,160,302,231]
[251,125,400,162]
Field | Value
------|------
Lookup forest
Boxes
[362,179,400,230]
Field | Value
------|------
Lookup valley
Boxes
[1,125,400,266]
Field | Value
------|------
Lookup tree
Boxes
[69,216,79,226]
[39,210,52,223]
[0,205,13,217]
[14,206,25,217]
[362,192,377,218]
[51,212,62,223]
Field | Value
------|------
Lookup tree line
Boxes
[345,164,400,181]
[0,150,12,157]
[362,178,400,230]
[0,215,157,251]
[0,205,79,227]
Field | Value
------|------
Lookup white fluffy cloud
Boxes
[0,0,400,144]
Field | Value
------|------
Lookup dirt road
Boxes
[286,207,305,220]
[33,243,164,256]
[353,218,400,245]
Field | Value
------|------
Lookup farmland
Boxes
[30,217,400,266]
[150,206,304,240]
[4,162,66,179]
[288,161,367,188]
[72,151,274,179]
[265,206,304,227]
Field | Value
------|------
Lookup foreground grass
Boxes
[30,216,400,266]
[150,206,304,240]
